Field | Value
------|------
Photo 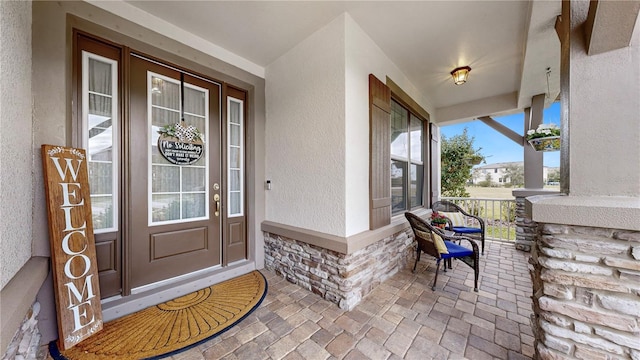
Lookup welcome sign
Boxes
[41,145,103,350]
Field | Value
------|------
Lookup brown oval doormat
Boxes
[50,271,267,359]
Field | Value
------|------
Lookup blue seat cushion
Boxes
[441,241,474,259]
[451,226,482,234]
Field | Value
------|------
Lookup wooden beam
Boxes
[478,116,524,146]
[585,0,640,55]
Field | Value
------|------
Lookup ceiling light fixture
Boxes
[450,66,471,85]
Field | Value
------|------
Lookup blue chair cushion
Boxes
[441,241,474,259]
[451,226,482,234]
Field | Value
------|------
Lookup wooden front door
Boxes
[128,54,222,289]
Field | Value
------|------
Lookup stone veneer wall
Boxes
[515,196,537,252]
[529,223,640,359]
[264,228,414,310]
[1,302,41,360]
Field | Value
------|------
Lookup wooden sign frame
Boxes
[41,145,103,350]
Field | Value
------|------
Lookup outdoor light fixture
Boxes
[450,66,471,85]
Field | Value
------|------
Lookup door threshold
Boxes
[101,261,256,322]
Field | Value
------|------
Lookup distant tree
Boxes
[547,169,560,184]
[504,163,524,187]
[441,128,484,197]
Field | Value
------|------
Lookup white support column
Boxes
[523,94,545,189]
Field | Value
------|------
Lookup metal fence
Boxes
[441,197,517,242]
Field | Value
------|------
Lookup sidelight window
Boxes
[82,51,119,233]
[227,97,244,217]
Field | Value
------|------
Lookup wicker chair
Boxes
[432,200,486,254]
[405,212,479,292]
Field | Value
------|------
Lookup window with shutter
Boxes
[369,74,429,229]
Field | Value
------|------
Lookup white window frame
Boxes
[227,97,244,218]
[147,72,210,226]
[82,51,119,234]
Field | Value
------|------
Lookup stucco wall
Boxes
[344,14,434,236]
[266,13,434,237]
[265,14,347,237]
[0,0,33,289]
[569,7,640,197]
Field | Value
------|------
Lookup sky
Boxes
[440,102,561,168]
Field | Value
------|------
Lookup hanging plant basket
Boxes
[528,136,560,152]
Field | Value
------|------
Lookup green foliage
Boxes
[501,201,516,222]
[504,163,524,187]
[441,128,484,197]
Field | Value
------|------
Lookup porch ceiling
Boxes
[122,0,561,123]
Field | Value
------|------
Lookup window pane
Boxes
[88,58,112,95]
[182,193,206,219]
[227,97,244,217]
[85,53,117,233]
[91,196,114,229]
[230,124,240,146]
[390,100,408,158]
[151,107,180,129]
[89,162,112,194]
[182,167,205,192]
[89,94,112,117]
[229,192,241,215]
[151,78,179,109]
[184,87,205,116]
[410,115,423,163]
[410,164,424,207]
[149,72,209,224]
[391,160,407,214]
[229,169,240,191]
[151,194,181,222]
[229,147,240,168]
[152,165,180,192]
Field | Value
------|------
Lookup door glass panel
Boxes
[83,52,118,233]
[227,98,244,217]
[151,165,180,192]
[148,72,209,225]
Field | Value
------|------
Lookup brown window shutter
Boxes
[369,74,391,229]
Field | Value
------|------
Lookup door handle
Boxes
[214,194,220,217]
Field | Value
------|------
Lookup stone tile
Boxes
[495,329,521,352]
[326,332,357,358]
[357,337,392,360]
[234,321,268,344]
[290,320,321,342]
[404,336,450,360]
[396,317,421,338]
[464,345,495,360]
[467,334,508,359]
[231,342,268,360]
[384,331,414,357]
[334,314,366,335]
[266,335,298,359]
[447,316,471,336]
[366,326,391,344]
[295,339,331,360]
[496,316,521,336]
[310,328,335,347]
[440,330,468,354]
[189,242,535,360]
[202,337,241,359]
[368,315,397,334]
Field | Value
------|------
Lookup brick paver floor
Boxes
[170,240,534,360]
